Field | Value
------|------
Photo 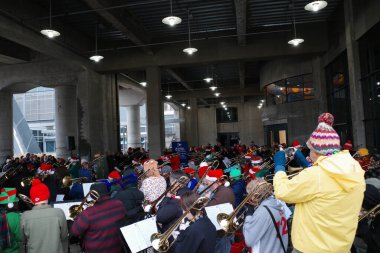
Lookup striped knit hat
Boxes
[306,113,341,155]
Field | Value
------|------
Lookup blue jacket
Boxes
[231,179,246,208]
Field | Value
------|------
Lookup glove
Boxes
[294,150,312,168]
[274,151,286,173]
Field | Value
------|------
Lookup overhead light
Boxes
[181,103,186,107]
[257,106,262,109]
[203,77,213,83]
[377,82,380,86]
[220,101,225,105]
[165,94,172,99]
[183,12,197,55]
[89,55,104,62]
[222,105,227,108]
[210,85,217,91]
[288,4,304,47]
[276,95,280,98]
[40,0,60,38]
[214,93,220,97]
[140,81,147,87]
[288,38,304,46]
[162,0,182,26]
[90,24,104,62]
[187,106,191,110]
[224,107,228,111]
[260,100,265,103]
[305,1,328,12]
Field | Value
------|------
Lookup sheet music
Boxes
[55,194,65,202]
[120,217,157,253]
[205,203,234,230]
[82,183,94,197]
[53,202,81,220]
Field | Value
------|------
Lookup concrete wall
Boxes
[353,0,380,40]
[198,107,217,145]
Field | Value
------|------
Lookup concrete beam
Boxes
[98,23,328,71]
[82,0,153,55]
[234,0,247,46]
[169,86,260,100]
[0,13,91,70]
[165,69,209,106]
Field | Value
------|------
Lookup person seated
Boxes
[70,182,126,253]
[183,168,197,190]
[173,191,217,253]
[139,159,167,203]
[21,179,68,253]
[229,169,246,208]
[79,159,92,181]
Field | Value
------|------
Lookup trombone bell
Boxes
[150,233,170,253]
[217,213,236,234]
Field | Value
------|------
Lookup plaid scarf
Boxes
[0,210,11,250]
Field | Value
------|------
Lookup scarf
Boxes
[0,210,11,250]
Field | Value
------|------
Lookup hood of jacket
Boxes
[316,150,364,192]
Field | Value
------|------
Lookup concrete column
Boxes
[146,66,164,158]
[0,91,13,163]
[126,105,141,147]
[55,85,77,158]
[188,98,199,146]
[344,0,366,148]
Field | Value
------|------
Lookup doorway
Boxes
[217,133,240,147]
[264,124,288,146]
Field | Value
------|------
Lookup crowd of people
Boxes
[0,112,379,253]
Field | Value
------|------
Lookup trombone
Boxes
[150,196,209,252]
[69,190,100,220]
[143,176,189,213]
[359,204,380,222]
[20,171,49,187]
[0,165,22,187]
[192,160,220,192]
[62,176,88,188]
[264,169,305,182]
[18,194,35,209]
[217,181,273,233]
[199,175,230,195]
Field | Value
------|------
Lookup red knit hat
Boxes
[306,113,341,155]
[30,179,50,203]
[198,162,209,178]
[251,156,263,165]
[40,163,53,171]
[183,168,196,175]
[343,140,353,150]
[108,170,121,180]
[292,140,301,148]
[205,169,224,182]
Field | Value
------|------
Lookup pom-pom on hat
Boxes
[343,140,353,150]
[30,179,50,204]
[306,113,341,156]
[0,188,19,205]
[205,169,224,182]
[108,170,121,180]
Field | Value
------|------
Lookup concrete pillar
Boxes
[146,66,164,158]
[0,91,13,163]
[55,85,77,158]
[344,0,366,148]
[188,98,199,146]
[126,105,141,147]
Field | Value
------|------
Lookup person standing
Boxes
[21,179,68,253]
[273,113,365,253]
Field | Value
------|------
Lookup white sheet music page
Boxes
[82,183,94,197]
[54,202,81,220]
[205,203,234,230]
[120,216,157,253]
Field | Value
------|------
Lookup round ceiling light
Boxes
[89,55,104,62]
[305,1,328,12]
[139,82,147,87]
[162,16,182,26]
[40,29,60,38]
[181,103,186,107]
[288,38,304,46]
[165,94,172,99]
[203,77,213,83]
[210,86,217,91]
[214,93,221,97]
[183,47,198,55]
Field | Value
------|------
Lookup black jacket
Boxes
[174,216,217,253]
[113,186,145,225]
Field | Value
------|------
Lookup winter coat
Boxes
[243,196,288,253]
[21,205,68,253]
[230,179,246,208]
[274,151,365,253]
[113,186,145,225]
[3,212,20,253]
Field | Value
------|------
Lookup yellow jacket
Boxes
[274,151,365,253]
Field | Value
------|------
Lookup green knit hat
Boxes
[230,169,241,179]
[0,188,19,205]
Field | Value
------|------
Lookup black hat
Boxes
[363,184,380,210]
[90,182,108,197]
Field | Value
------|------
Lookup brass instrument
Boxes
[20,171,49,187]
[150,196,209,252]
[62,176,88,188]
[192,160,220,192]
[359,204,380,222]
[199,175,230,195]
[69,190,100,219]
[264,169,304,182]
[0,166,22,186]
[88,155,105,167]
[18,194,35,208]
[143,176,190,213]
[217,181,273,233]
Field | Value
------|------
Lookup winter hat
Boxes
[108,170,121,180]
[343,140,353,150]
[30,179,50,203]
[363,184,380,210]
[358,148,369,157]
[198,162,209,178]
[40,163,53,171]
[306,113,341,155]
[183,168,196,175]
[205,169,224,182]
[90,182,109,197]
[292,140,301,148]
[0,188,19,208]
[251,156,263,165]
[230,169,241,179]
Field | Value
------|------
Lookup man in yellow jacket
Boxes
[273,113,365,253]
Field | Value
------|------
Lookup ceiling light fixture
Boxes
[203,77,213,83]
[214,93,221,97]
[89,24,104,62]
[40,0,60,38]
[288,3,304,47]
[224,107,228,111]
[139,81,147,87]
[165,94,172,99]
[260,100,265,103]
[305,1,328,12]
[181,103,186,107]
[187,106,191,110]
[220,101,225,105]
[162,0,182,26]
[183,12,198,55]
[210,85,217,91]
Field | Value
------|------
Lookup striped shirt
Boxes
[70,196,126,253]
